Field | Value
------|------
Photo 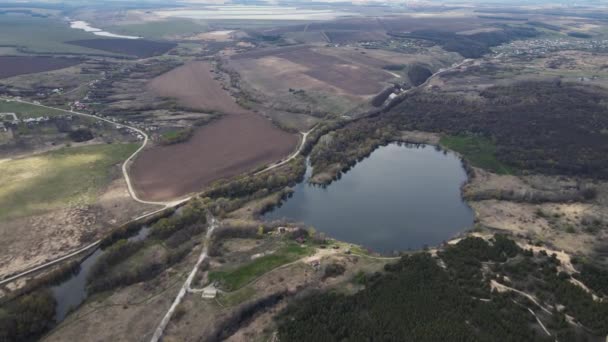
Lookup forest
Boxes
[276,235,607,341]
[390,26,538,58]
[310,81,608,181]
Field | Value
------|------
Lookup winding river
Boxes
[264,143,474,254]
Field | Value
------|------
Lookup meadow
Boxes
[0,143,138,221]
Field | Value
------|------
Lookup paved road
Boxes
[150,215,218,342]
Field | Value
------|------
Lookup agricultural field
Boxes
[130,113,297,201]
[66,38,177,59]
[0,14,120,56]
[0,56,82,79]
[227,44,460,118]
[147,61,245,114]
[131,60,298,201]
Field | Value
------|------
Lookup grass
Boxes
[0,143,138,221]
[0,100,72,118]
[209,243,313,291]
[217,286,256,306]
[440,134,513,175]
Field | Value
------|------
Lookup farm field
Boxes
[147,61,245,113]
[130,113,297,201]
[0,143,138,221]
[0,56,82,79]
[133,60,298,201]
[0,14,119,55]
[230,46,395,97]
[66,38,177,58]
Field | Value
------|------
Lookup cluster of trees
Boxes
[389,26,538,58]
[575,263,608,297]
[278,235,608,340]
[385,81,608,179]
[198,157,307,217]
[87,202,208,293]
[149,202,206,239]
[277,251,546,341]
[87,242,193,294]
[208,291,287,342]
[0,289,56,342]
[159,127,193,145]
[407,64,432,86]
[68,128,94,142]
[87,239,146,283]
[100,207,175,247]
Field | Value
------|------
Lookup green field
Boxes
[0,14,118,55]
[0,100,72,118]
[440,135,513,174]
[0,143,138,221]
[209,243,313,291]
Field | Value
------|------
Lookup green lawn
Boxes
[0,143,138,221]
[440,135,513,174]
[209,243,313,291]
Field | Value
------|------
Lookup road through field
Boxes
[0,98,189,285]
[150,215,218,342]
[3,98,176,207]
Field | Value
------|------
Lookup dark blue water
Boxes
[51,224,152,321]
[264,143,474,254]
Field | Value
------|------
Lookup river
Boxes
[263,143,474,254]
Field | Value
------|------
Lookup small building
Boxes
[201,287,217,299]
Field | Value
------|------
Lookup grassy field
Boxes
[440,135,512,174]
[0,100,72,118]
[209,243,313,291]
[0,14,119,55]
[0,143,138,221]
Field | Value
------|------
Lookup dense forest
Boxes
[389,26,538,58]
[388,82,608,178]
[311,81,608,181]
[277,235,607,341]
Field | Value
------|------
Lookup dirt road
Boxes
[150,215,218,342]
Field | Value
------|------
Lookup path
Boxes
[0,203,172,286]
[255,125,317,175]
[0,98,192,285]
[150,215,218,342]
[5,98,171,206]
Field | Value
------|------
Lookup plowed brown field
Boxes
[131,61,297,201]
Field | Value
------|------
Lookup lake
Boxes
[264,143,474,254]
[69,20,141,39]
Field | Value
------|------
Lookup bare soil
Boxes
[0,56,81,79]
[66,39,176,58]
[147,61,245,114]
[133,61,297,201]
[131,114,297,201]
